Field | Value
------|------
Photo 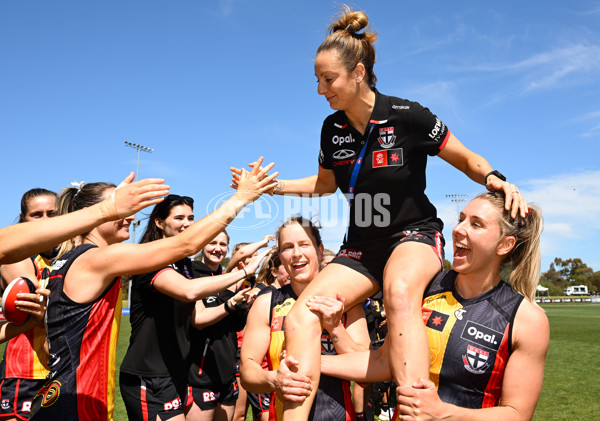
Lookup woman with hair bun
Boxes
[321,192,549,420]
[232,6,529,420]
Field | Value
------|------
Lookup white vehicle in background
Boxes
[562,285,589,296]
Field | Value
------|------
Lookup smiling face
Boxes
[22,195,56,222]
[278,222,323,286]
[452,198,515,277]
[156,204,194,239]
[314,49,362,111]
[203,232,229,268]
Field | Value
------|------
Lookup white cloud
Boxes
[522,170,600,270]
[470,44,600,92]
[434,171,600,270]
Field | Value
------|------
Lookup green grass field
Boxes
[533,303,600,420]
[2,303,598,419]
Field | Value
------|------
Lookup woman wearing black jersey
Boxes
[232,7,528,420]
[28,159,277,421]
[321,192,548,420]
[186,232,268,421]
[120,195,268,421]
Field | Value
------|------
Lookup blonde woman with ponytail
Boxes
[321,191,549,420]
[232,6,529,420]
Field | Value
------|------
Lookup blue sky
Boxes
[1,0,599,274]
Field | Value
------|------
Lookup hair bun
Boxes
[331,9,369,35]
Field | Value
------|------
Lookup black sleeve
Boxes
[409,102,450,156]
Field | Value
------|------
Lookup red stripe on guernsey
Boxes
[4,326,48,378]
[369,119,388,125]
[438,129,451,150]
[268,394,278,421]
[482,324,511,407]
[150,267,174,286]
[342,380,356,421]
[140,381,149,421]
[13,379,20,416]
[185,386,194,407]
[76,279,122,421]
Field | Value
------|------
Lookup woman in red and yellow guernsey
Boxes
[240,217,370,421]
[28,158,277,421]
[0,189,56,420]
[321,192,549,421]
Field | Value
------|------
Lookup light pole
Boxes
[123,141,154,308]
[446,194,468,216]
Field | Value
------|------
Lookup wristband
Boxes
[224,299,236,315]
[484,170,506,186]
[242,267,248,278]
[272,180,282,195]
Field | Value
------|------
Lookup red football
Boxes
[2,277,37,325]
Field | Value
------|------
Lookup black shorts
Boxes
[119,372,185,421]
[186,379,238,410]
[0,378,46,420]
[333,227,444,286]
[247,391,270,419]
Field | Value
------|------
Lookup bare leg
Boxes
[282,263,378,420]
[382,242,441,390]
[157,414,185,421]
[185,402,215,421]
[232,381,248,421]
[214,403,235,421]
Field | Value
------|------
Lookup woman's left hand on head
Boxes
[487,179,528,218]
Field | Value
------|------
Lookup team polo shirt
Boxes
[120,258,195,382]
[421,271,524,409]
[30,244,122,421]
[318,90,449,243]
[187,261,246,388]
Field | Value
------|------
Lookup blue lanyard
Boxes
[347,122,376,206]
[345,122,377,239]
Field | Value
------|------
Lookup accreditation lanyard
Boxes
[345,121,378,239]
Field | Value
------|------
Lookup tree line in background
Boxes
[444,258,599,297]
[538,258,600,296]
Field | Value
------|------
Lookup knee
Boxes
[383,277,424,316]
[284,302,321,338]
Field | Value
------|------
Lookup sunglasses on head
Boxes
[166,194,194,205]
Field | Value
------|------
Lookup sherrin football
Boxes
[2,277,37,325]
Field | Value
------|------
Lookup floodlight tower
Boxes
[446,193,469,215]
[123,141,154,308]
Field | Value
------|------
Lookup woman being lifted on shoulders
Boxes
[233,6,528,420]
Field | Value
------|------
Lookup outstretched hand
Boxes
[232,157,278,204]
[273,354,313,402]
[243,247,275,276]
[100,172,170,221]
